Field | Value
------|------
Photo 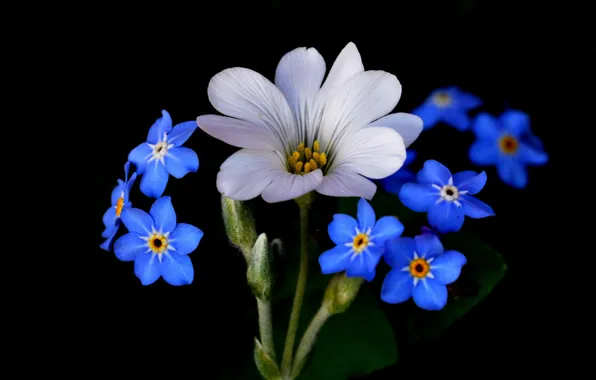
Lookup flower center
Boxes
[287,140,327,175]
[115,193,125,217]
[409,258,430,278]
[432,92,452,107]
[499,134,518,154]
[440,185,460,201]
[148,233,168,254]
[148,133,174,165]
[352,232,370,254]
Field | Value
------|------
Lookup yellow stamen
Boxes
[352,233,370,253]
[286,140,328,175]
[409,258,430,278]
[115,197,125,217]
[499,135,519,154]
[149,234,168,254]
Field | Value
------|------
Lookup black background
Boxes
[30,1,577,378]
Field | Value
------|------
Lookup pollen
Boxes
[115,196,125,217]
[499,135,519,154]
[409,258,430,278]
[432,92,452,107]
[352,233,370,253]
[148,233,168,254]
[287,140,328,175]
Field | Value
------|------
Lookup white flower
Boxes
[197,42,423,203]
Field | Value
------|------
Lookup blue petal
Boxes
[120,207,153,235]
[318,245,352,275]
[99,230,118,252]
[165,147,199,179]
[168,121,198,146]
[469,140,500,166]
[414,233,444,258]
[518,142,548,166]
[472,113,500,140]
[160,253,194,286]
[111,180,124,205]
[371,216,404,242]
[404,150,417,166]
[382,170,416,195]
[417,160,452,185]
[399,183,438,212]
[525,131,544,150]
[124,161,131,181]
[114,232,147,262]
[149,196,177,233]
[384,237,415,269]
[140,162,169,198]
[412,278,448,311]
[428,202,465,234]
[442,108,470,131]
[460,195,495,218]
[380,269,413,304]
[453,170,487,194]
[101,223,117,239]
[430,250,467,285]
[328,214,358,245]
[147,110,173,144]
[413,103,441,130]
[497,157,527,189]
[169,223,203,255]
[134,252,161,285]
[500,109,529,137]
[126,172,138,194]
[356,198,376,231]
[128,143,152,175]
[345,245,383,282]
[102,206,117,230]
[454,91,482,109]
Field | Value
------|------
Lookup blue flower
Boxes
[381,150,417,195]
[114,196,203,286]
[399,160,494,234]
[413,86,482,131]
[319,198,404,281]
[469,110,548,189]
[100,161,137,251]
[381,232,466,311]
[128,110,199,198]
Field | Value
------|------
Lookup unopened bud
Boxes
[254,338,281,380]
[247,233,275,301]
[323,272,365,315]
[221,195,257,262]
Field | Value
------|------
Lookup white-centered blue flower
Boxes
[129,110,199,198]
[197,42,423,203]
[413,86,482,131]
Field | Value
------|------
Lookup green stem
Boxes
[290,304,331,378]
[256,298,276,361]
[280,194,313,378]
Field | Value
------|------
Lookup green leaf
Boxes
[254,338,281,380]
[338,192,507,349]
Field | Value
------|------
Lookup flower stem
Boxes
[290,304,331,378]
[257,298,276,361]
[281,193,313,378]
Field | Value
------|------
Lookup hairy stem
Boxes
[291,304,331,378]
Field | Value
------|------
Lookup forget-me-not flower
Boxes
[413,86,482,131]
[100,161,137,251]
[469,110,548,189]
[381,231,466,311]
[114,196,203,286]
[399,160,494,233]
[381,150,417,195]
[319,198,404,281]
[129,110,199,198]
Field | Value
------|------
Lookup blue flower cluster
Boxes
[319,198,467,311]
[100,110,203,286]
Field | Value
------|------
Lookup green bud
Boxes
[247,233,275,301]
[254,338,281,380]
[221,195,257,262]
[323,272,365,315]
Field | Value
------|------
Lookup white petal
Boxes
[330,126,406,179]
[261,170,323,203]
[370,112,423,148]
[317,42,364,102]
[197,115,281,150]
[207,67,297,151]
[216,149,283,201]
[319,71,402,149]
[316,168,377,199]
[275,47,326,142]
